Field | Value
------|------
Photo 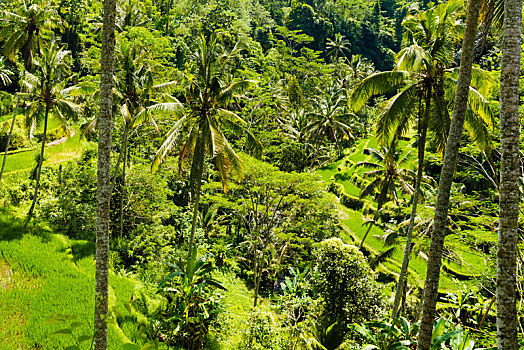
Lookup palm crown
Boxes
[1,0,64,71]
[351,0,494,153]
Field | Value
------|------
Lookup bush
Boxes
[313,238,383,348]
[39,159,97,240]
[0,122,28,151]
[241,310,285,350]
[110,162,178,237]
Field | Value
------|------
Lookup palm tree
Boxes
[0,58,15,184]
[496,0,521,347]
[356,143,416,249]
[350,0,493,322]
[94,0,117,348]
[326,33,350,76]
[279,108,311,145]
[23,41,78,218]
[115,0,149,31]
[110,41,182,238]
[417,0,485,345]
[0,0,64,71]
[152,34,262,266]
[308,85,358,157]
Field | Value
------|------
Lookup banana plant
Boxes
[156,249,226,350]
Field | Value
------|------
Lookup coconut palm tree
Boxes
[110,41,182,238]
[326,33,350,77]
[94,0,117,348]
[496,0,521,348]
[417,0,485,344]
[0,0,64,71]
[23,41,79,218]
[0,58,15,184]
[152,33,262,266]
[355,143,416,249]
[308,85,359,157]
[350,0,493,323]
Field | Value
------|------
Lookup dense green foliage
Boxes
[0,0,518,348]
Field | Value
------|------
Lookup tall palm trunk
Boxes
[27,103,50,218]
[94,0,117,347]
[118,123,129,239]
[188,128,205,263]
[416,0,482,347]
[391,89,430,320]
[497,0,522,347]
[0,96,20,183]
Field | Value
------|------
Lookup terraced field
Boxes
[1,126,85,175]
[319,138,490,295]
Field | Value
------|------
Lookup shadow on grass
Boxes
[334,171,352,182]
[70,240,95,262]
[318,162,339,172]
[0,207,51,242]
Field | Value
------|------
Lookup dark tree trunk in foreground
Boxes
[416,0,482,348]
[94,0,117,347]
[0,96,20,183]
[497,0,522,347]
[188,126,206,262]
[27,103,50,218]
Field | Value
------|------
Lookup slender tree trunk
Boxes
[0,96,20,183]
[391,90,430,320]
[94,0,117,347]
[253,256,260,307]
[497,0,522,347]
[359,220,374,249]
[27,103,50,218]
[118,123,129,239]
[416,1,481,348]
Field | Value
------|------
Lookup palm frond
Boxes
[376,84,418,146]
[464,109,492,152]
[61,81,98,96]
[350,71,409,112]
[395,44,431,73]
[133,101,184,128]
[245,130,263,159]
[216,108,247,126]
[470,67,494,97]
[370,247,397,269]
[151,115,190,174]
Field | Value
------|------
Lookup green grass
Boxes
[0,208,275,350]
[0,208,137,349]
[206,271,256,349]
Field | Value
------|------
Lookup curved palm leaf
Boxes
[350,71,409,112]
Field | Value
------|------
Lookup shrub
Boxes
[39,159,97,240]
[313,238,383,348]
[0,122,28,151]
[240,310,285,350]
